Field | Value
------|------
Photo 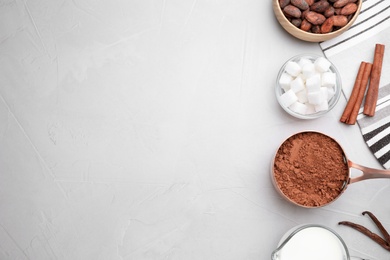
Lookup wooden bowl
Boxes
[273,0,362,42]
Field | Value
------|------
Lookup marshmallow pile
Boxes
[278,56,337,115]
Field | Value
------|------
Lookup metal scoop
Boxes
[271,130,390,208]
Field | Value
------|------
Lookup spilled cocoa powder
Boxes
[273,132,349,207]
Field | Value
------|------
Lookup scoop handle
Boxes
[349,160,390,184]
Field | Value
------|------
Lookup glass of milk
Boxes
[271,224,350,260]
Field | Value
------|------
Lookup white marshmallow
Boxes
[289,101,307,115]
[296,90,308,103]
[322,72,336,87]
[307,91,325,105]
[285,61,301,77]
[306,74,321,93]
[290,76,305,93]
[326,87,335,101]
[320,87,328,102]
[279,72,293,91]
[314,57,331,73]
[306,104,316,114]
[315,101,329,112]
[280,89,298,108]
[301,63,316,79]
[298,58,312,67]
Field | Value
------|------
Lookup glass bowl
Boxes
[275,53,342,119]
[271,224,350,260]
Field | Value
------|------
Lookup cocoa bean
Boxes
[333,15,348,26]
[333,0,349,8]
[321,17,334,33]
[284,5,302,18]
[279,0,360,34]
[291,0,309,10]
[324,6,335,17]
[279,0,291,9]
[291,18,303,27]
[300,19,312,31]
[312,25,321,33]
[310,0,330,12]
[301,9,310,19]
[340,3,358,15]
[305,11,326,25]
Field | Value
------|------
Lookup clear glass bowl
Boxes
[272,224,350,260]
[275,54,342,119]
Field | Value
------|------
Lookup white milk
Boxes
[277,226,347,260]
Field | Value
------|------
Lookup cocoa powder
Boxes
[273,132,349,207]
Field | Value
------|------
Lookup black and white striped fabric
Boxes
[320,0,390,169]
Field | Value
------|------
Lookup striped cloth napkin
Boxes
[319,0,390,169]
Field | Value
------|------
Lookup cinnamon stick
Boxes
[340,62,366,123]
[363,44,385,116]
[347,62,372,125]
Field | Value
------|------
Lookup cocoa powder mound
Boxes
[273,132,349,207]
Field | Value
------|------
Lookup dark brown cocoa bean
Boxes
[324,6,335,17]
[332,15,348,26]
[301,8,310,19]
[300,19,312,31]
[340,3,357,15]
[284,5,302,18]
[305,11,326,25]
[291,0,309,10]
[321,17,334,33]
[279,0,291,9]
[280,0,359,34]
[291,18,303,27]
[310,0,330,13]
[334,8,342,15]
[333,0,350,8]
[312,25,321,33]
